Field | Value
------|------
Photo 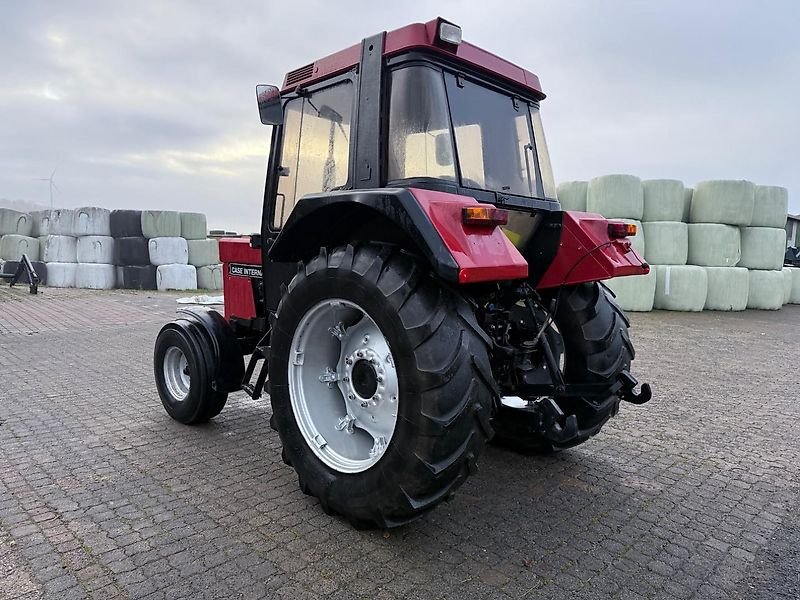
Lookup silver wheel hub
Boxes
[163,346,190,402]
[289,299,399,473]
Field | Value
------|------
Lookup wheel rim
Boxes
[163,346,190,402]
[288,298,399,474]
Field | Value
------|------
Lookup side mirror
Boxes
[256,84,283,125]
[434,132,453,166]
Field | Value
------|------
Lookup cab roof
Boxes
[281,18,545,99]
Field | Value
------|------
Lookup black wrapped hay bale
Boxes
[116,265,157,290]
[2,260,48,284]
[110,210,143,238]
[113,237,150,266]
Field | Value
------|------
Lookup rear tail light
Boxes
[462,206,509,227]
[608,221,637,238]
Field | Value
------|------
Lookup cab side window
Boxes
[274,81,354,228]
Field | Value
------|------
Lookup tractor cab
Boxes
[256,18,557,254]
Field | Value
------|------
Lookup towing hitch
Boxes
[617,370,652,405]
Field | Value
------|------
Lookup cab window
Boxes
[274,81,354,228]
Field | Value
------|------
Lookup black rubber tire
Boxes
[110,210,143,238]
[269,244,494,528]
[114,237,150,266]
[117,265,157,290]
[492,282,633,453]
[154,325,228,424]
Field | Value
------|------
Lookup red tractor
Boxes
[154,18,651,528]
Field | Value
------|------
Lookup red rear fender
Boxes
[408,188,529,284]
[536,211,649,290]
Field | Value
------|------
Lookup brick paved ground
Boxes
[0,284,798,599]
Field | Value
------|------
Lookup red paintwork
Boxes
[536,212,650,290]
[218,238,260,321]
[281,18,544,99]
[408,188,529,284]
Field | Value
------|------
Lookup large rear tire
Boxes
[268,245,494,528]
[492,282,633,453]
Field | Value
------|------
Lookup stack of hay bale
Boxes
[111,210,156,290]
[689,181,787,311]
[183,213,222,291]
[0,209,45,282]
[142,211,196,291]
[74,207,116,290]
[36,209,78,287]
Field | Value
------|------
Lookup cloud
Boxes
[0,0,798,235]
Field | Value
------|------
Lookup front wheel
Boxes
[269,245,494,528]
[492,282,634,453]
[154,325,228,424]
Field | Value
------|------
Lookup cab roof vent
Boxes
[285,63,315,86]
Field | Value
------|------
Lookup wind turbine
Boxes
[33,167,59,210]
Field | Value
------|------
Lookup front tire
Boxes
[154,325,228,424]
[269,245,494,528]
[492,282,634,453]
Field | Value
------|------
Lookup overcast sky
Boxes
[1,1,798,233]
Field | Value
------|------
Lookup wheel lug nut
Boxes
[360,401,368,408]
[348,394,355,400]
[376,376,382,383]
[345,358,353,365]
[343,376,349,382]
[356,351,363,358]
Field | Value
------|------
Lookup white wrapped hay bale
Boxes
[587,174,643,219]
[747,269,783,310]
[49,209,77,236]
[76,236,115,264]
[141,211,181,239]
[781,268,793,304]
[46,262,77,288]
[703,267,749,311]
[0,234,39,261]
[197,264,223,290]
[682,188,693,222]
[690,180,755,226]
[642,222,688,265]
[180,212,208,240]
[642,179,685,222]
[654,265,708,312]
[604,270,656,312]
[156,264,197,291]
[75,263,116,290]
[616,219,645,256]
[187,238,220,267]
[739,227,786,271]
[39,235,77,263]
[687,224,741,267]
[751,186,788,228]
[556,181,588,212]
[0,209,33,236]
[74,207,111,236]
[789,267,800,304]
[148,237,188,266]
[31,210,52,237]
